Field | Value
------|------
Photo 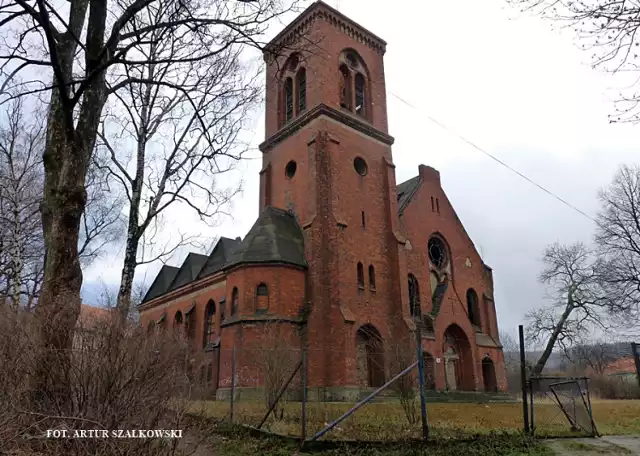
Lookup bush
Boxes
[0,305,214,455]
[590,374,640,399]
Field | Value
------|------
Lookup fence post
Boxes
[301,348,307,441]
[519,325,530,434]
[632,342,640,389]
[230,345,236,424]
[415,322,429,441]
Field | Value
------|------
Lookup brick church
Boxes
[138,0,507,400]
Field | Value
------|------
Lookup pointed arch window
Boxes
[203,300,216,348]
[357,262,364,289]
[355,73,366,116]
[284,77,294,123]
[296,68,306,114]
[368,265,376,291]
[408,274,421,317]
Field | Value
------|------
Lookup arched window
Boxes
[408,274,421,317]
[257,283,268,296]
[147,320,156,335]
[231,287,238,316]
[284,77,293,123]
[466,288,481,329]
[203,300,216,348]
[357,262,364,289]
[296,68,306,114]
[173,311,183,333]
[256,283,269,312]
[354,73,366,116]
[368,265,376,290]
[186,307,196,341]
[339,64,352,110]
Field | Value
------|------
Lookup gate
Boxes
[528,376,598,438]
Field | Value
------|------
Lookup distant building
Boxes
[604,357,638,381]
[138,0,506,400]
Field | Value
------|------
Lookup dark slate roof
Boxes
[167,252,209,292]
[197,237,241,279]
[141,265,180,303]
[224,206,307,268]
[396,176,421,214]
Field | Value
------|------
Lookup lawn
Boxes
[208,426,554,456]
[188,399,640,442]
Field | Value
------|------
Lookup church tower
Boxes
[259,1,406,398]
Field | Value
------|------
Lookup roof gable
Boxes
[141,265,180,303]
[198,237,241,279]
[167,252,209,292]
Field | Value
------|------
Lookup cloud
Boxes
[84,0,639,340]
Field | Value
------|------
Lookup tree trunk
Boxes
[115,84,149,320]
[532,302,574,376]
[31,92,93,410]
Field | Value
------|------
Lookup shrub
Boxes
[0,305,213,455]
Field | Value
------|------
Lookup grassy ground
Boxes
[209,426,553,456]
[188,399,640,441]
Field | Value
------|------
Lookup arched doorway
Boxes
[423,352,436,390]
[442,324,475,391]
[355,325,385,388]
[482,357,498,392]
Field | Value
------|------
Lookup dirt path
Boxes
[545,436,640,455]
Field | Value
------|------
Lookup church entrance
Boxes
[356,324,385,388]
[442,324,475,391]
[482,357,498,392]
[444,346,459,391]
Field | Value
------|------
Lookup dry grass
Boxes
[189,399,640,441]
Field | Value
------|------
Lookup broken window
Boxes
[408,274,421,317]
[428,236,448,269]
[203,300,216,348]
[355,73,365,116]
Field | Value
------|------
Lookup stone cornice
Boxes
[259,103,394,153]
[264,1,386,58]
[137,271,225,312]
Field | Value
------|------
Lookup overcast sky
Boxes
[82,0,639,340]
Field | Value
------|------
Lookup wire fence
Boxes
[149,325,640,442]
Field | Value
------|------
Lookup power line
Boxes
[389,91,598,224]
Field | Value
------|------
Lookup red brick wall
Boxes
[400,165,506,391]
[264,10,388,139]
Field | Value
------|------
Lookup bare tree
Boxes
[0,99,123,311]
[527,242,610,376]
[0,0,300,406]
[0,98,44,310]
[595,164,640,333]
[564,336,619,376]
[96,0,257,319]
[507,0,640,122]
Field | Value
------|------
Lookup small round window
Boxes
[353,157,368,176]
[428,236,448,269]
[285,160,297,179]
